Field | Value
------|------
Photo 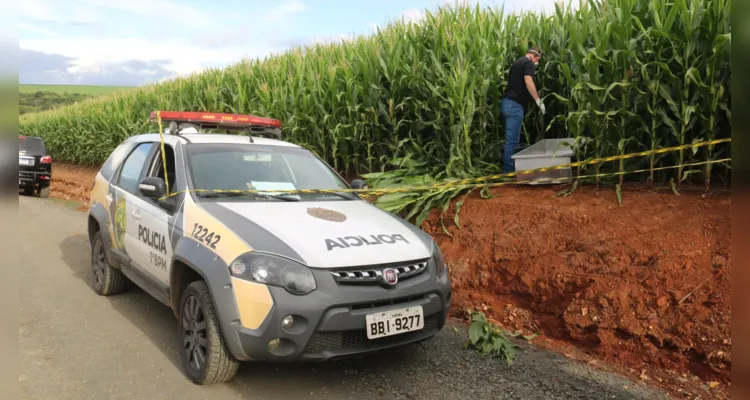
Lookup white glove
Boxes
[536,98,546,115]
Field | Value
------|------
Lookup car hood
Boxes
[202,199,433,268]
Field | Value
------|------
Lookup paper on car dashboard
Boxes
[247,181,300,199]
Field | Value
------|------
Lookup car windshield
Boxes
[185,143,354,201]
[19,137,45,154]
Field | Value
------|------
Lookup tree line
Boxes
[20,91,94,115]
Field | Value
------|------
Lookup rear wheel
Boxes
[179,280,239,385]
[37,186,50,198]
[23,187,34,196]
[90,231,126,295]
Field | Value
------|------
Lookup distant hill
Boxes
[20,84,133,95]
[19,84,134,114]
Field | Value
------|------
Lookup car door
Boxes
[109,141,162,284]
[126,142,178,287]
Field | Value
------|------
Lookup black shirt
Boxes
[502,56,536,110]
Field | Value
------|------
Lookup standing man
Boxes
[500,46,545,173]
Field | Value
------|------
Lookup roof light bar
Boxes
[150,111,282,128]
[149,111,283,140]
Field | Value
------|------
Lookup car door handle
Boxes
[132,210,142,220]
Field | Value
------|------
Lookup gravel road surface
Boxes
[19,196,670,400]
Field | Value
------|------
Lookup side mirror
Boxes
[350,179,368,190]
[139,177,167,199]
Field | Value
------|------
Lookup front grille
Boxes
[350,294,425,311]
[303,314,440,355]
[331,260,428,285]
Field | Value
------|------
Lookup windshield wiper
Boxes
[256,193,300,202]
[197,191,299,202]
[311,191,357,200]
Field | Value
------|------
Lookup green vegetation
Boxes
[20,91,95,114]
[19,84,131,95]
[465,311,538,364]
[19,85,134,115]
[19,0,731,225]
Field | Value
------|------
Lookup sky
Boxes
[18,0,564,86]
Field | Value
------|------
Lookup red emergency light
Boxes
[149,111,282,128]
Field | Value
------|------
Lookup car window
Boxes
[185,144,349,198]
[100,141,137,181]
[146,143,177,195]
[115,142,154,194]
[19,137,45,154]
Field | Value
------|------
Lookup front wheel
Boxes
[179,280,239,385]
[91,231,126,295]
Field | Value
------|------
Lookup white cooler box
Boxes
[511,138,576,185]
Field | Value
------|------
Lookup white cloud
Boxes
[309,34,356,46]
[399,8,426,24]
[263,0,309,22]
[20,0,100,24]
[19,36,271,77]
[19,22,58,37]
[442,0,471,7]
[73,0,213,25]
[484,0,574,15]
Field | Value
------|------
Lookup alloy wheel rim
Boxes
[182,295,208,372]
[92,238,105,289]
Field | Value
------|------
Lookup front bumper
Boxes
[225,258,452,362]
[19,170,51,188]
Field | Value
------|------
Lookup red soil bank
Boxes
[422,184,730,399]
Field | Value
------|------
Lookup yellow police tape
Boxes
[156,157,729,200]
[151,112,730,199]
[484,158,731,190]
[156,111,170,195]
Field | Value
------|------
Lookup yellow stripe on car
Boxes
[231,278,274,330]
[182,193,254,264]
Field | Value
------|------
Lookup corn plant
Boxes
[19,0,731,223]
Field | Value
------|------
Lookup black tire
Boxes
[23,187,34,196]
[90,231,126,296]
[37,186,50,198]
[179,280,239,385]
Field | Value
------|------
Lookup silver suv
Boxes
[86,111,452,385]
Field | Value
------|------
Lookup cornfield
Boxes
[19,0,731,225]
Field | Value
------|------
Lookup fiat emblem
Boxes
[383,268,398,285]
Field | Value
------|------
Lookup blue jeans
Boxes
[501,98,524,173]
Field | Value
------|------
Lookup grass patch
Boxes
[19,84,133,95]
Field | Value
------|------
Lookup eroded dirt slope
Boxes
[422,184,731,399]
[48,163,100,206]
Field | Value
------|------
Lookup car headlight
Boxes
[432,241,447,278]
[229,253,316,295]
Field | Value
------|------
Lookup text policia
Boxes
[325,233,410,251]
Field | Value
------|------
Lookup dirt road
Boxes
[19,196,669,400]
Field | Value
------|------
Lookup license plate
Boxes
[19,158,32,166]
[365,306,424,339]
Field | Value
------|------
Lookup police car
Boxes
[87,111,452,385]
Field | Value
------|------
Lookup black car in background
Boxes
[19,135,52,198]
